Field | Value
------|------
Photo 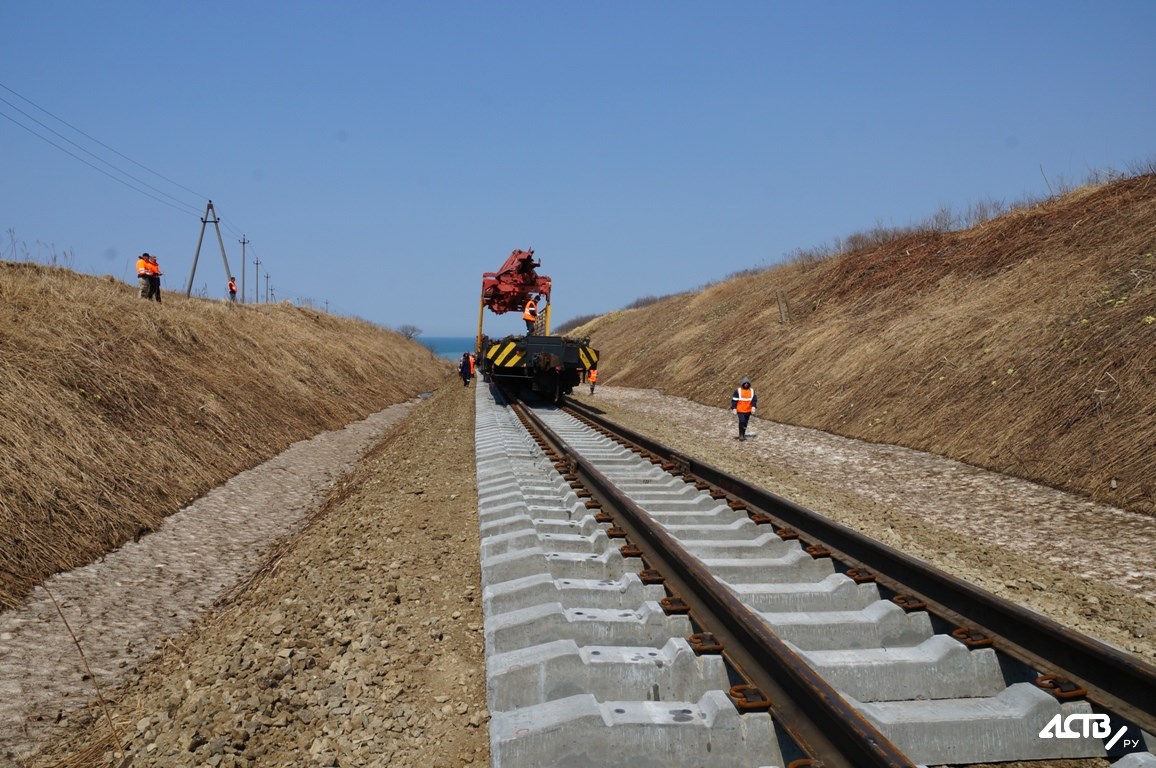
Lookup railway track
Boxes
[474,382,1156,767]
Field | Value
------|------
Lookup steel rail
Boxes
[562,396,1156,735]
[513,399,916,768]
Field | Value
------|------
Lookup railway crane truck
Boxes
[477,248,599,402]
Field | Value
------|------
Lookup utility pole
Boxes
[253,254,261,303]
[238,235,249,304]
[186,200,234,298]
[264,272,270,304]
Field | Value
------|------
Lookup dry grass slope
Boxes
[579,174,1156,516]
[0,263,452,609]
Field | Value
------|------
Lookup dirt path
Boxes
[1,401,420,766]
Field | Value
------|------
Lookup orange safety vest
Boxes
[137,257,150,277]
[522,299,538,322]
[468,354,476,374]
[588,369,598,383]
[147,258,160,276]
[735,386,755,413]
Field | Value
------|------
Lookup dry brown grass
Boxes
[579,173,1156,516]
[0,262,451,609]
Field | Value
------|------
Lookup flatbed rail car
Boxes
[480,333,598,402]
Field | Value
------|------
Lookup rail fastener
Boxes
[728,684,773,712]
[891,594,928,612]
[689,631,724,654]
[951,627,994,648]
[1035,674,1089,701]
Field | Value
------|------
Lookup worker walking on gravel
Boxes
[587,367,598,395]
[459,352,473,387]
[729,377,757,441]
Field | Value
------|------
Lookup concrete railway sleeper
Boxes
[474,382,1155,767]
[558,396,1156,764]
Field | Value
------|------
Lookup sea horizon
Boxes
[421,336,475,360]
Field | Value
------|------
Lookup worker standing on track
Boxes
[588,367,598,395]
[522,295,539,335]
[729,377,757,441]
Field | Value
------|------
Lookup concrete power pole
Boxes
[253,255,262,303]
[239,235,249,304]
[264,272,271,303]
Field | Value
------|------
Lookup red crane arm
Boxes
[481,248,552,314]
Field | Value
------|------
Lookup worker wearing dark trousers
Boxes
[730,377,757,440]
[145,255,162,302]
[588,367,598,395]
[523,295,539,335]
[459,353,472,386]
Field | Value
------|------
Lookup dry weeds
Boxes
[0,262,452,609]
[579,173,1156,516]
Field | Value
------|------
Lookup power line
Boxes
[0,80,209,203]
[0,79,263,264]
[0,109,202,218]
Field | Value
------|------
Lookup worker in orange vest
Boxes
[729,377,757,441]
[588,367,598,395]
[522,295,539,335]
[228,276,238,302]
[136,253,152,299]
[145,255,162,302]
[468,353,476,378]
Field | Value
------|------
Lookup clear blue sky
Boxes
[3,2,1153,337]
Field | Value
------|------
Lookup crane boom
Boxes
[480,248,552,314]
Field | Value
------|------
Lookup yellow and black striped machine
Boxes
[477,248,600,402]
[480,334,599,403]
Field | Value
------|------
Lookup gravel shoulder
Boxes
[14,383,1154,768]
[581,386,1155,662]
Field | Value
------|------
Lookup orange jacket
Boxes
[228,278,237,293]
[522,299,538,322]
[732,386,756,414]
[588,369,598,383]
[136,257,150,277]
[468,354,476,374]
